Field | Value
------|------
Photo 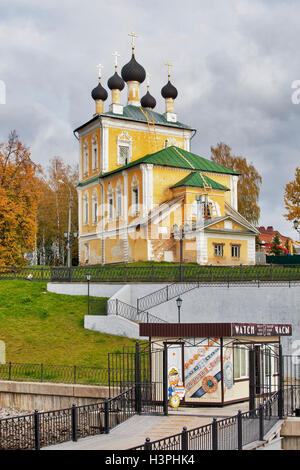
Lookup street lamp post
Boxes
[176,297,182,323]
[64,230,78,268]
[293,219,300,240]
[86,272,91,315]
[173,225,184,282]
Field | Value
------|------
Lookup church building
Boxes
[74,33,259,266]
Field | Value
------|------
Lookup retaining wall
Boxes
[0,380,108,411]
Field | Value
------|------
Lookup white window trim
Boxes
[117,131,132,165]
[83,141,89,175]
[92,135,98,171]
[92,190,98,224]
[116,182,122,219]
[107,184,114,220]
[233,345,249,380]
[83,193,89,225]
[131,175,139,216]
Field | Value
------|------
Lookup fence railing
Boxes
[107,298,167,323]
[129,392,280,451]
[0,386,136,450]
[0,362,109,386]
[1,264,300,283]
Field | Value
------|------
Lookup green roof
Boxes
[77,146,239,188]
[170,172,230,191]
[103,105,192,130]
[74,105,193,133]
[101,146,240,178]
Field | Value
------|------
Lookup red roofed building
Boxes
[257,226,294,254]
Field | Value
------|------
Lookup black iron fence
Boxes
[0,362,109,386]
[107,298,167,323]
[130,392,280,451]
[0,386,136,450]
[1,264,300,283]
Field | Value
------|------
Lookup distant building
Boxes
[257,226,294,255]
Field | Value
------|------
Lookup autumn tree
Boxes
[36,157,78,265]
[0,131,41,266]
[210,143,262,224]
[284,167,300,222]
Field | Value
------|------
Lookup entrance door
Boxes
[254,346,261,395]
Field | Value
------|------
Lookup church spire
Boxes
[121,32,146,107]
[161,62,178,122]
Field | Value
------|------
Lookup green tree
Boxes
[210,142,262,224]
[270,233,282,256]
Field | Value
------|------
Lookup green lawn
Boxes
[0,281,136,368]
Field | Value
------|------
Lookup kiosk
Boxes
[140,322,292,406]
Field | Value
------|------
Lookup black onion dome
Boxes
[91,82,108,101]
[121,54,146,83]
[107,72,125,91]
[141,91,156,109]
[161,80,178,99]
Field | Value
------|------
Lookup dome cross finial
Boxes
[97,63,104,81]
[128,31,138,53]
[165,61,173,80]
[146,72,151,91]
[112,51,120,71]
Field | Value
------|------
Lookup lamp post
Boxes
[64,230,78,268]
[176,297,182,323]
[293,219,300,240]
[86,271,91,315]
[173,225,184,281]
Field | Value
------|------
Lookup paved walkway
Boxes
[45,402,249,450]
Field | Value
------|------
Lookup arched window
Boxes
[117,132,132,165]
[116,181,122,218]
[83,193,89,224]
[92,135,98,171]
[83,141,89,174]
[107,184,114,220]
[92,190,98,224]
[131,175,139,216]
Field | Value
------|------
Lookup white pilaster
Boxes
[141,164,153,218]
[101,123,109,173]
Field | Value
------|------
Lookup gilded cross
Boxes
[165,62,173,80]
[97,63,104,80]
[146,72,151,90]
[128,32,138,51]
[112,51,120,70]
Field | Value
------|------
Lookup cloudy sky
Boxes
[1,0,300,238]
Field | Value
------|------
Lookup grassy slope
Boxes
[0,281,136,367]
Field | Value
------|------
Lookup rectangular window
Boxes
[234,345,249,380]
[119,145,129,165]
[214,244,224,257]
[231,245,240,258]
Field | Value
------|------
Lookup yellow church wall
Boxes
[108,126,185,173]
[128,234,148,263]
[206,237,248,265]
[81,184,102,235]
[152,167,191,205]
[80,128,101,181]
